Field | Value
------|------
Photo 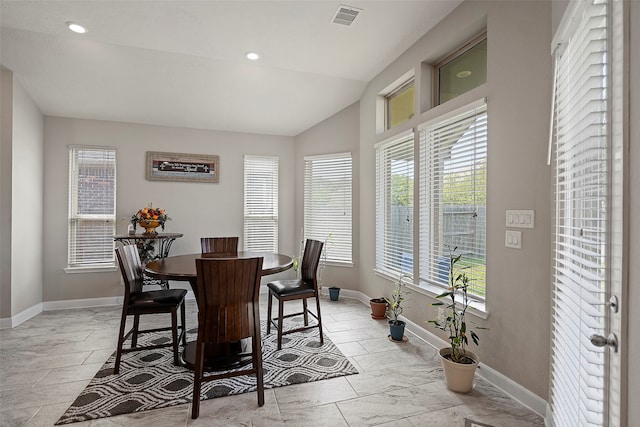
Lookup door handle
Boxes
[590,333,618,353]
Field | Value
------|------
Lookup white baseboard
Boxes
[332,289,548,420]
[0,302,43,329]
[319,286,369,302]
[400,314,548,418]
[0,287,548,421]
[43,297,121,311]
[545,403,554,427]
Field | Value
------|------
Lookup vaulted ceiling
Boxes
[1,1,461,136]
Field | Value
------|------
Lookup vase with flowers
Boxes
[131,205,170,235]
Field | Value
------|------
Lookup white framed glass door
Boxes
[549,0,626,425]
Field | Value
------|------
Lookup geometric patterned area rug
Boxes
[56,320,357,425]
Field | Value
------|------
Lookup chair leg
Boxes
[132,315,140,348]
[253,333,265,406]
[303,298,309,326]
[180,300,187,346]
[114,310,128,374]
[277,298,284,350]
[191,342,205,419]
[315,293,324,345]
[171,309,179,366]
[266,291,273,335]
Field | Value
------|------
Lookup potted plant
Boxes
[385,274,411,341]
[369,297,387,319]
[427,247,486,393]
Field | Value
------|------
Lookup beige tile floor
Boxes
[0,295,544,427]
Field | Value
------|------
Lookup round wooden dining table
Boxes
[145,251,293,287]
[144,251,293,370]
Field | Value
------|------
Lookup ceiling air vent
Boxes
[331,5,362,26]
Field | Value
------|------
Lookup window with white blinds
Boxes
[68,146,116,268]
[419,100,487,300]
[243,155,279,252]
[304,153,352,265]
[550,0,609,425]
[375,133,414,277]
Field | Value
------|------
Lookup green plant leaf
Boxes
[471,331,479,345]
[436,292,452,299]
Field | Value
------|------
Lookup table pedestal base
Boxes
[182,340,253,371]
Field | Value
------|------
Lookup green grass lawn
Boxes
[454,257,486,299]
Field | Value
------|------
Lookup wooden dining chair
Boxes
[191,256,265,419]
[266,239,324,350]
[200,236,239,254]
[113,245,187,374]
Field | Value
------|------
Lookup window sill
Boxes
[64,265,118,274]
[412,281,488,320]
[325,261,354,268]
[373,269,488,319]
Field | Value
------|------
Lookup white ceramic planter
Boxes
[439,347,479,393]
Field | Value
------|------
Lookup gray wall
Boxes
[294,102,360,292]
[0,68,44,320]
[43,117,297,302]
[0,67,13,319]
[358,1,552,399]
[11,75,44,314]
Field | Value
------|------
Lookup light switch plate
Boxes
[506,210,534,228]
[505,230,522,249]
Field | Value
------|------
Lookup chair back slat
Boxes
[200,237,239,254]
[115,245,144,296]
[195,257,263,343]
[300,239,324,285]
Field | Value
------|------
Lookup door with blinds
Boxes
[549,0,625,425]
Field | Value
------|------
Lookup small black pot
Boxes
[388,320,406,341]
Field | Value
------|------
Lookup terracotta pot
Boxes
[138,219,160,235]
[438,347,479,393]
[369,298,387,319]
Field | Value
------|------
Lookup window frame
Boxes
[375,131,415,279]
[385,78,415,130]
[433,31,487,106]
[66,145,117,271]
[303,152,353,266]
[418,99,488,302]
[243,155,279,252]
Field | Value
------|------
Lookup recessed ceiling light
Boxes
[456,70,472,78]
[66,21,87,34]
[246,52,259,60]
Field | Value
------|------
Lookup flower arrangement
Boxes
[130,206,170,231]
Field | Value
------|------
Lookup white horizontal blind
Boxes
[304,153,352,264]
[550,1,609,425]
[243,155,279,252]
[375,134,414,277]
[68,146,116,267]
[419,101,487,300]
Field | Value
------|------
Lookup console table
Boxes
[114,232,183,288]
